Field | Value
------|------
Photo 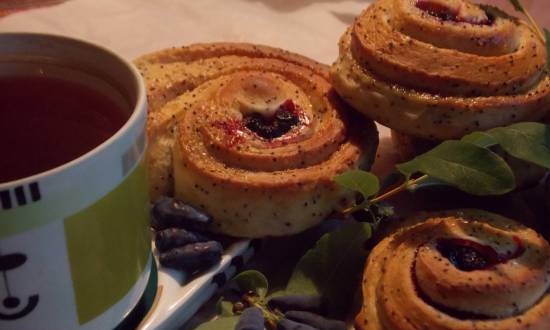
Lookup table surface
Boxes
[0,0,548,66]
[1,1,548,329]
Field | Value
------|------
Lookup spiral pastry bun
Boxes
[331,0,550,141]
[357,209,550,330]
[136,43,378,238]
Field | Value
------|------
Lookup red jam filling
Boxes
[436,237,525,271]
[211,119,246,147]
[211,99,301,146]
[415,0,493,26]
[242,99,300,140]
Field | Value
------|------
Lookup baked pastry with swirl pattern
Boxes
[136,43,378,237]
[356,209,550,330]
[330,0,550,141]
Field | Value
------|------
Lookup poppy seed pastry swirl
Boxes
[331,0,550,140]
[136,43,378,238]
[356,209,550,330]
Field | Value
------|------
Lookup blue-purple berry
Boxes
[151,196,212,231]
[154,228,208,252]
[234,307,264,330]
[159,241,222,271]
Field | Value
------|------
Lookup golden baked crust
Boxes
[136,43,331,198]
[330,0,550,140]
[356,209,550,330]
[135,43,378,237]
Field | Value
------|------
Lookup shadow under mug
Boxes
[0,33,151,330]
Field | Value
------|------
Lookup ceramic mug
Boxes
[0,33,151,330]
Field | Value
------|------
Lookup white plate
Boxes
[137,240,256,330]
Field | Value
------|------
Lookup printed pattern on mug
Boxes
[0,183,41,210]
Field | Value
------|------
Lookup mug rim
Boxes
[0,32,147,189]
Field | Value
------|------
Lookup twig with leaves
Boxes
[335,122,550,223]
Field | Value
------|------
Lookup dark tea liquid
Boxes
[0,75,128,183]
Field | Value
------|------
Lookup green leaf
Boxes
[231,270,269,299]
[487,122,550,169]
[334,170,380,199]
[285,222,372,318]
[545,28,550,71]
[215,297,234,317]
[461,131,498,148]
[194,316,240,330]
[508,0,525,12]
[396,140,515,195]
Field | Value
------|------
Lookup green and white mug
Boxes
[0,33,151,330]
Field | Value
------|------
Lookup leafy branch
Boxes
[199,222,371,329]
[335,122,550,223]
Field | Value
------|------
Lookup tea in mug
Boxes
[0,75,129,183]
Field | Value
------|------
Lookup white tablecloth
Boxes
[0,0,375,65]
[0,0,546,65]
